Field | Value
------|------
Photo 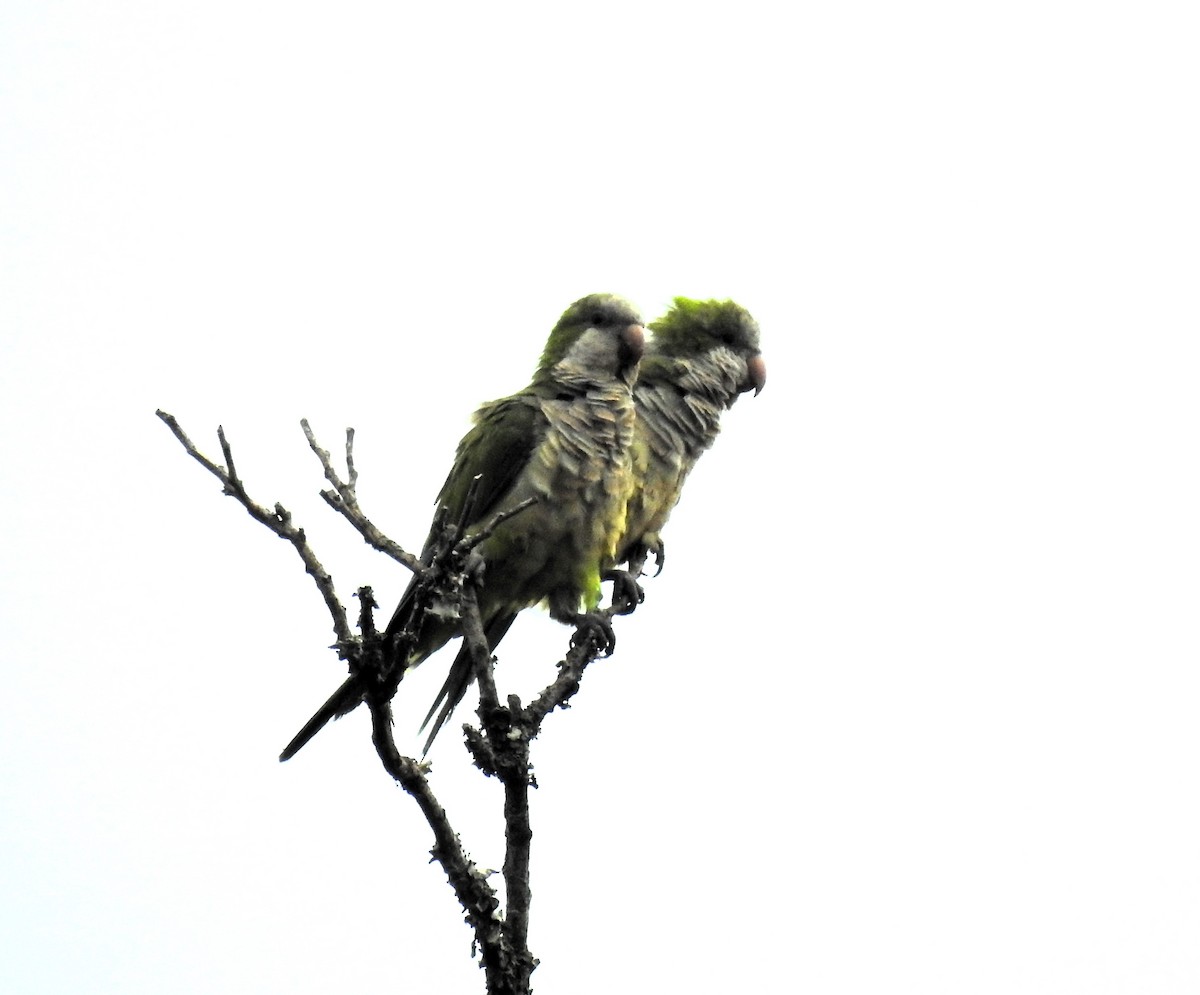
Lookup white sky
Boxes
[2,2,1198,992]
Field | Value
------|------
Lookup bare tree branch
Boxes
[461,497,539,554]
[366,700,512,986]
[156,411,497,928]
[454,585,625,995]
[159,409,618,995]
[301,418,426,575]
[156,408,353,645]
[456,582,538,992]
[525,619,616,728]
[460,584,500,718]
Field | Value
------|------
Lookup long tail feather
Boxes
[278,676,364,762]
[280,567,430,762]
[420,613,518,755]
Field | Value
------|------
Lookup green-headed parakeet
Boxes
[619,297,765,575]
[279,293,644,760]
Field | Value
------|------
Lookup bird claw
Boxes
[626,538,665,580]
[603,568,644,615]
[647,539,665,577]
[570,612,617,656]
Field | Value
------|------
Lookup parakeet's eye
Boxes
[591,311,607,326]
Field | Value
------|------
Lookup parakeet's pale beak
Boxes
[620,323,646,369]
[744,354,767,395]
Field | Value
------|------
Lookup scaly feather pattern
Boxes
[280,293,643,761]
[619,297,766,570]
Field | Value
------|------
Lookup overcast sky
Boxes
[2,2,1198,993]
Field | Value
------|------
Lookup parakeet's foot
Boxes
[603,568,644,615]
[625,538,665,579]
[569,612,617,656]
[647,539,665,577]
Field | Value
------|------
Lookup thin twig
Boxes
[156,409,353,644]
[525,606,624,729]
[343,427,359,490]
[301,418,425,574]
[460,585,499,713]
[460,497,538,554]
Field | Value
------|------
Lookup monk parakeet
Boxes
[279,293,645,761]
[618,297,766,576]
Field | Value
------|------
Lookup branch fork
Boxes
[158,410,628,995]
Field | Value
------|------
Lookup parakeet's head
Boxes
[537,293,645,385]
[648,297,767,395]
